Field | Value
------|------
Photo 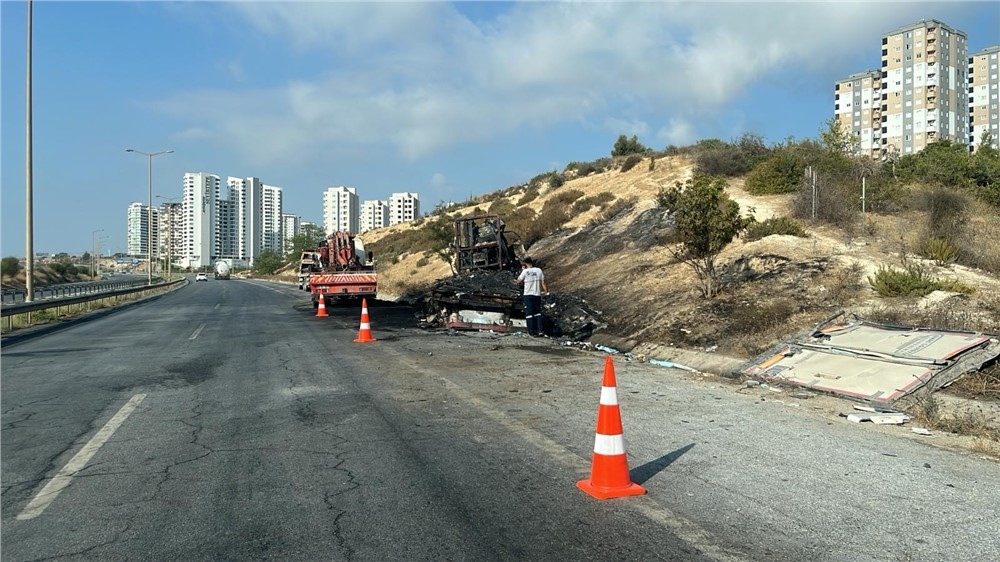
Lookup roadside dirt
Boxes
[298,155,1000,453]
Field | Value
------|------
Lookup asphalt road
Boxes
[2,279,998,561]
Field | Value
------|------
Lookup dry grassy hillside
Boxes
[361,154,1000,363]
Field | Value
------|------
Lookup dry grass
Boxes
[950,363,1000,400]
[906,394,1000,443]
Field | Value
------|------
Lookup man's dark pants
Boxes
[524,295,542,335]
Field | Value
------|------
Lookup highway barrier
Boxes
[0,279,184,334]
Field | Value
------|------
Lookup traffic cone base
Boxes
[577,356,646,500]
[316,297,328,317]
[354,298,376,343]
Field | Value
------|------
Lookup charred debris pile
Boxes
[414,269,606,341]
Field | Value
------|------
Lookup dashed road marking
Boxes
[17,394,147,521]
[189,323,206,340]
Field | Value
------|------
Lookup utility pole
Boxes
[126,149,173,285]
[91,229,103,278]
[25,0,34,302]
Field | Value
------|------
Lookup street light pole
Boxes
[91,228,103,279]
[126,148,173,285]
[156,195,181,281]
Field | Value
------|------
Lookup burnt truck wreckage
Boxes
[415,214,605,339]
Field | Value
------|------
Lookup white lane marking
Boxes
[189,323,206,340]
[17,394,147,521]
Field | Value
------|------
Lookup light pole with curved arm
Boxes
[126,148,173,285]
[91,229,103,279]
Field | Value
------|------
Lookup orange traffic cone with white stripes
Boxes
[577,355,646,500]
[316,296,328,317]
[353,298,376,343]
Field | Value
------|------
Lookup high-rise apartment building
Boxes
[880,19,968,155]
[158,202,183,265]
[181,172,222,269]
[126,202,159,258]
[360,200,390,233]
[969,45,1000,152]
[282,214,301,253]
[388,192,420,226]
[227,177,284,265]
[323,186,360,234]
[835,70,883,158]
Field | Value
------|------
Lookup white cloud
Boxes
[158,2,969,165]
[657,118,697,147]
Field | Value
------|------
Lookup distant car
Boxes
[195,273,208,282]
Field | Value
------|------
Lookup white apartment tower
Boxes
[880,19,968,155]
[228,177,284,265]
[835,70,883,158]
[389,192,420,226]
[181,172,222,268]
[360,200,390,233]
[323,186,360,234]
[126,202,159,258]
[282,214,301,253]
[969,45,1000,152]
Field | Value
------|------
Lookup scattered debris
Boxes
[912,428,933,436]
[737,313,1000,406]
[649,359,699,373]
[414,269,605,340]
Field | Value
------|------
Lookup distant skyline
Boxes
[2,1,998,256]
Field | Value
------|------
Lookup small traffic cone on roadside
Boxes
[316,296,328,317]
[353,298,376,343]
[577,355,646,500]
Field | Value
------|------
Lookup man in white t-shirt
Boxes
[515,257,548,336]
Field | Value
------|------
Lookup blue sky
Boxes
[2,1,998,257]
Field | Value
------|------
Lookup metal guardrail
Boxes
[1,278,157,304]
[1,279,184,333]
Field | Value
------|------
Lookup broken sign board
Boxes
[739,319,998,405]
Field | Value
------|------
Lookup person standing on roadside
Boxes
[515,257,548,336]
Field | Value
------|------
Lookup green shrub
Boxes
[920,237,960,266]
[868,264,974,297]
[620,154,643,173]
[572,192,616,213]
[745,150,805,195]
[588,196,637,227]
[487,198,515,217]
[743,217,808,242]
[528,171,564,190]
[1,256,19,278]
[518,185,540,206]
[611,134,648,157]
[547,189,585,207]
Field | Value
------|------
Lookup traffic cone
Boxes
[316,296,328,317]
[353,298,376,343]
[577,355,646,500]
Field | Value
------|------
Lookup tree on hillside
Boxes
[657,174,755,298]
[285,234,317,261]
[425,216,458,272]
[253,249,284,275]
[611,134,648,157]
[1,256,20,278]
[298,223,325,245]
[971,132,1000,205]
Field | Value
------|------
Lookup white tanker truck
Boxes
[214,261,231,280]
